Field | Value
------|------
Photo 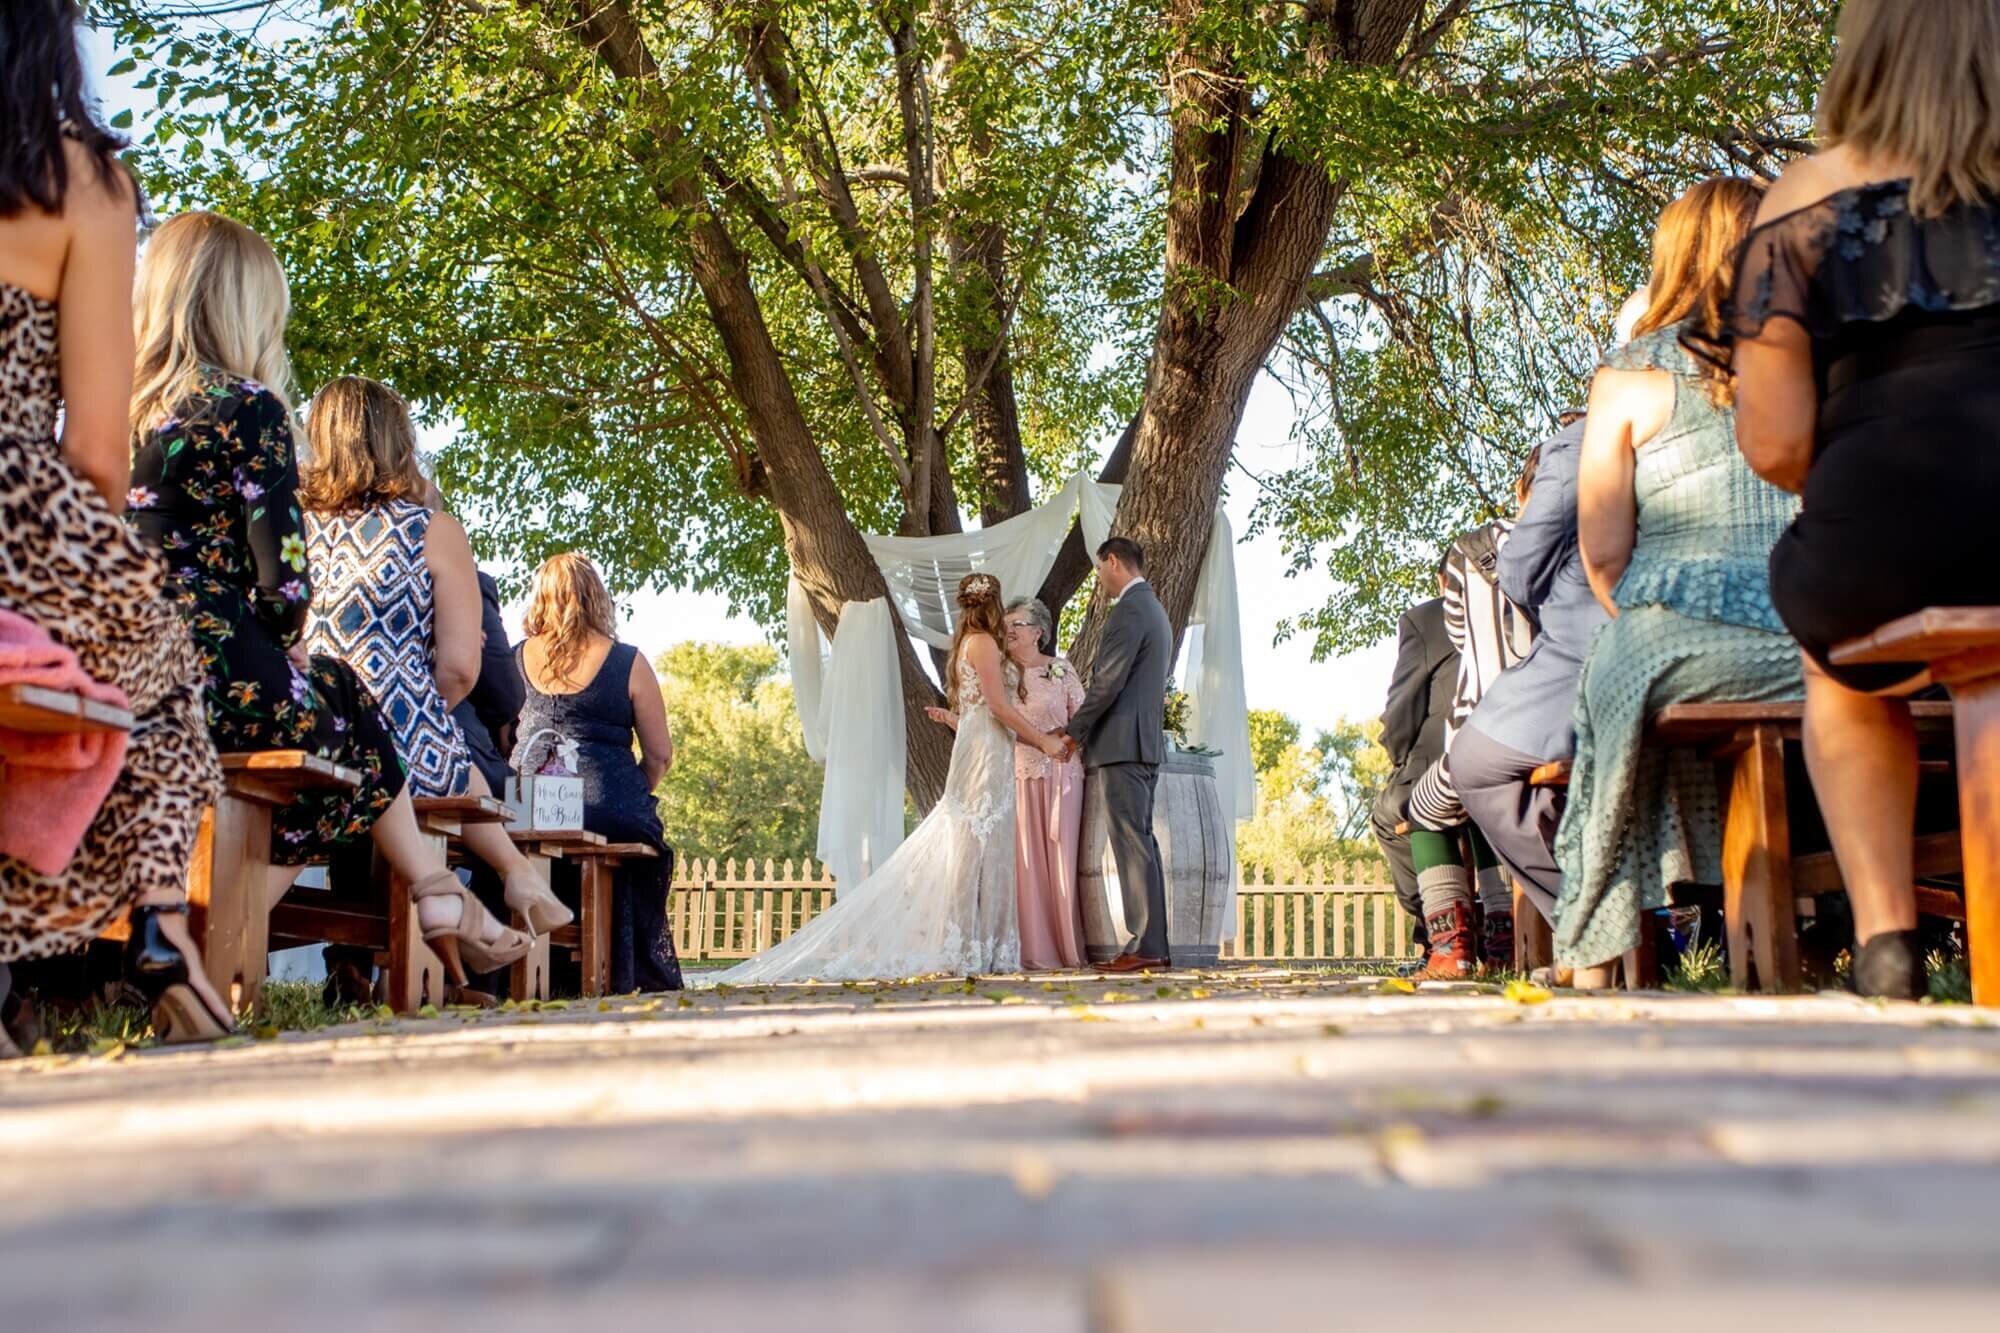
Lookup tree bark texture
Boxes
[547,0,956,805]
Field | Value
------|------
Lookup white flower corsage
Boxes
[1044,661,1069,681]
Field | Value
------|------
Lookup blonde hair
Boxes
[1633,177,1764,405]
[131,211,296,438]
[524,553,617,688]
[1819,0,2000,217]
[300,375,429,513]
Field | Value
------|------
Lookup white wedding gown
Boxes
[707,649,1022,983]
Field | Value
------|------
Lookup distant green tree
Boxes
[1235,713,1388,872]
[656,643,820,863]
[1247,709,1302,776]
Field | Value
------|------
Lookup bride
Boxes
[709,573,1071,984]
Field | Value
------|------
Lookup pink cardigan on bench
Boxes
[0,608,130,876]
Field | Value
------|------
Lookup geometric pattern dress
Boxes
[303,499,472,798]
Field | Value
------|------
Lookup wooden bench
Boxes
[1645,701,1956,993]
[269,793,508,1013]
[538,837,658,996]
[1833,607,2000,1006]
[95,750,360,1013]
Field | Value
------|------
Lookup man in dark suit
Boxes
[1373,579,1457,956]
[1455,412,1607,923]
[1064,537,1174,972]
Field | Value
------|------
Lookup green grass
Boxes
[1663,939,1728,993]
[1926,950,1972,1005]
[248,979,374,1033]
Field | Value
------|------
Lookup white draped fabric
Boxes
[788,469,1250,938]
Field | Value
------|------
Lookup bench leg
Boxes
[185,796,271,1015]
[382,838,454,1014]
[578,857,613,997]
[509,850,552,1002]
[1948,676,2000,1007]
[1512,876,1553,973]
[1720,724,1801,993]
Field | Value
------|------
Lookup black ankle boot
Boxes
[125,904,233,1044]
[1852,930,1926,1001]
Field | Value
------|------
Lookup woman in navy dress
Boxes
[515,553,682,992]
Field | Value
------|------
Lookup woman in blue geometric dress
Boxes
[301,375,570,937]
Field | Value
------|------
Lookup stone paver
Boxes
[5,970,1999,1331]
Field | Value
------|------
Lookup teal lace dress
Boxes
[1551,324,1803,968]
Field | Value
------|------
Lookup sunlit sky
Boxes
[83,19,1404,739]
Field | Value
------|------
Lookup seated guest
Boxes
[299,376,569,936]
[1714,0,2000,998]
[0,4,227,1051]
[516,553,683,992]
[454,563,525,794]
[128,212,530,986]
[927,596,1088,969]
[1554,178,1802,987]
[1371,578,1457,965]
[1453,410,1605,928]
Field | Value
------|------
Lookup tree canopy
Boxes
[654,642,820,860]
[102,0,1835,796]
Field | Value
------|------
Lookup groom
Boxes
[1062,537,1173,972]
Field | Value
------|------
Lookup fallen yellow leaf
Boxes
[1504,979,1554,1006]
[1378,978,1417,995]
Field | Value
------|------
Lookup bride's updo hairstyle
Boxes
[946,572,1023,707]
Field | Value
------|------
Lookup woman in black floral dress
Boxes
[127,212,530,978]
[129,362,403,868]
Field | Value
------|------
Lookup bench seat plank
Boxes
[1830,608,2000,666]
[0,682,133,734]
[222,750,360,789]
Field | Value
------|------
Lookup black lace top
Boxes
[1699,180,2000,365]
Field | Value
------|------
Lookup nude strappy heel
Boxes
[411,871,532,982]
[503,865,574,936]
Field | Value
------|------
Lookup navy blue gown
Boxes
[517,641,682,992]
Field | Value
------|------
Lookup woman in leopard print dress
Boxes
[0,2,227,1040]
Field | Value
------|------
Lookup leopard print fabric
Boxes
[0,280,222,960]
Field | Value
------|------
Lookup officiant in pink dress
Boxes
[1004,598,1088,969]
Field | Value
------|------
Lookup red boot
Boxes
[1413,903,1476,980]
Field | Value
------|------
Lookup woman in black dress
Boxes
[1715,0,2000,998]
[515,553,683,992]
[128,211,530,983]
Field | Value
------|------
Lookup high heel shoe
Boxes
[411,871,532,984]
[503,864,573,936]
[125,903,235,1045]
[1853,929,1926,1001]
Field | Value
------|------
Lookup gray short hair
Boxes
[1005,596,1055,653]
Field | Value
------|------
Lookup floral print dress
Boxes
[127,369,405,864]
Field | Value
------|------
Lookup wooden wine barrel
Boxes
[1077,749,1232,967]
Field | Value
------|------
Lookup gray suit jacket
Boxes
[1465,417,1609,761]
[1066,581,1172,769]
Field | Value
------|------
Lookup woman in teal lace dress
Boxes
[1555,178,1803,981]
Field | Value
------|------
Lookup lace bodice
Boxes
[1012,657,1085,781]
[1601,322,1799,634]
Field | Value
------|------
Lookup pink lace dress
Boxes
[1014,657,1087,969]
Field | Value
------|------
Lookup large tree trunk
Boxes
[549,0,956,805]
[1068,0,1418,670]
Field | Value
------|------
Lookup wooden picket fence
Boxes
[667,855,1416,964]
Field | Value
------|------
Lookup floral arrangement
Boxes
[1163,679,1191,746]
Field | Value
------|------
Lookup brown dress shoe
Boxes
[1099,953,1169,974]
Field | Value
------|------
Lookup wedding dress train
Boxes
[708,650,1021,983]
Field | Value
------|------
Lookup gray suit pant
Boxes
[1451,724,1563,924]
[1098,761,1169,960]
